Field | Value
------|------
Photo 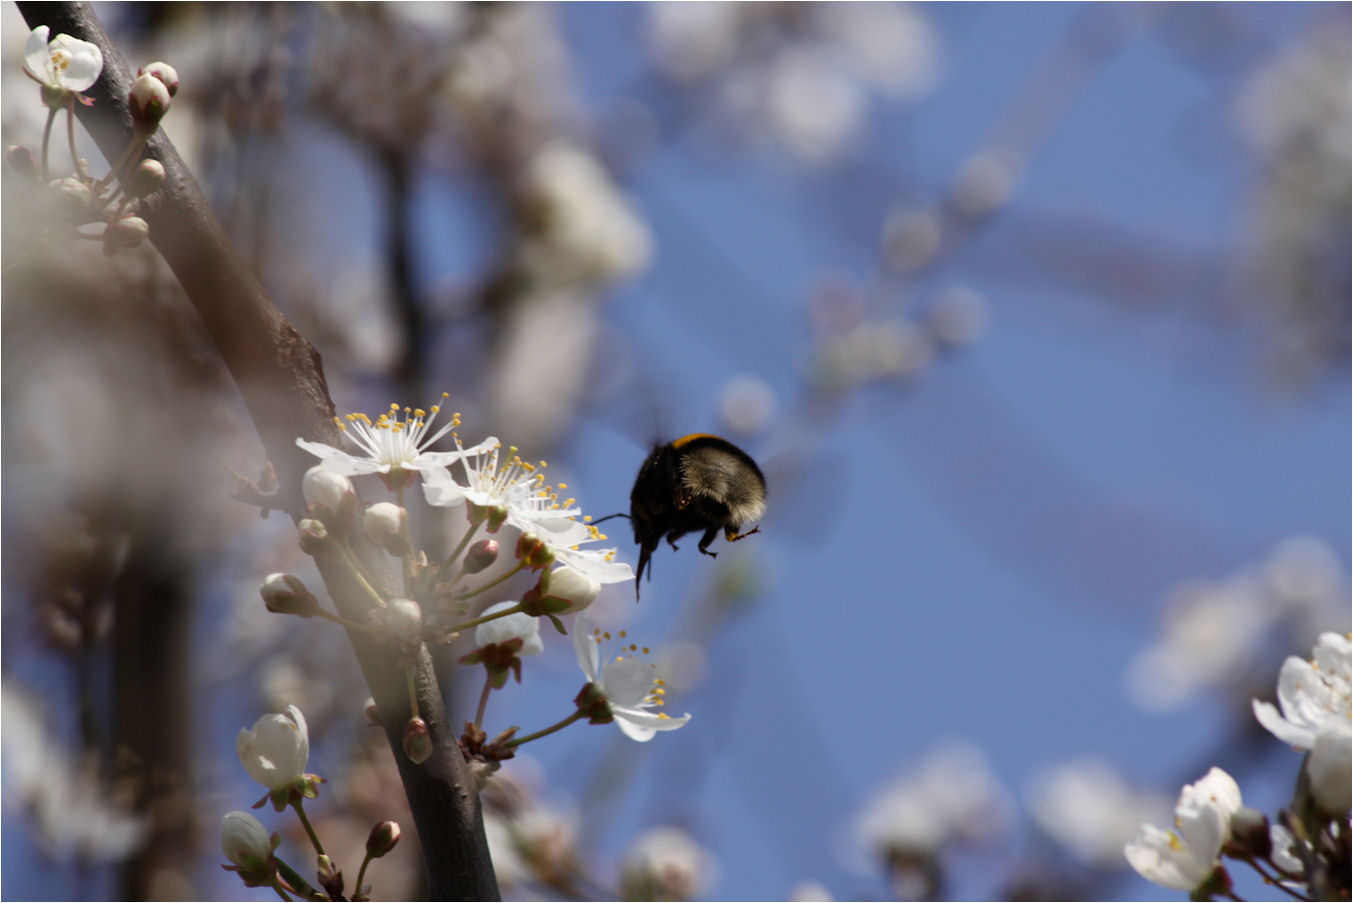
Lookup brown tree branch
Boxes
[14,3,499,898]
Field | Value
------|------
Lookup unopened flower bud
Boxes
[363,697,381,725]
[516,532,554,569]
[6,146,38,180]
[298,518,332,557]
[48,175,93,217]
[104,215,149,249]
[366,820,401,859]
[124,158,165,198]
[464,539,498,574]
[402,716,432,764]
[129,72,172,127]
[138,61,179,97]
[260,573,320,617]
[363,502,409,556]
[221,810,276,884]
[384,598,423,642]
[544,566,600,613]
[303,465,356,529]
[1228,807,1270,858]
[316,853,343,900]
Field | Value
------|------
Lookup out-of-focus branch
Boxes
[15,4,499,898]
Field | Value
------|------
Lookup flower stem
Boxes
[274,856,319,900]
[474,673,494,729]
[436,521,482,582]
[444,602,524,635]
[65,98,79,172]
[40,105,57,181]
[457,561,527,601]
[1237,854,1310,902]
[314,609,380,635]
[97,134,143,194]
[338,542,388,607]
[405,664,421,721]
[505,709,587,749]
[290,798,326,857]
[354,852,375,900]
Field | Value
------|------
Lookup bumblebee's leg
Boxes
[665,530,682,551]
[724,524,762,543]
[697,525,720,557]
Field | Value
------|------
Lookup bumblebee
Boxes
[608,434,766,599]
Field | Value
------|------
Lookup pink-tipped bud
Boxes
[129,72,171,127]
[366,820,401,859]
[464,539,499,574]
[402,717,432,764]
[138,61,179,97]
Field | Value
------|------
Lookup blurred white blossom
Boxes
[2,682,147,861]
[646,4,939,166]
[620,825,716,902]
[1026,759,1171,867]
[717,374,778,436]
[1126,537,1349,712]
[517,140,653,285]
[853,742,1013,862]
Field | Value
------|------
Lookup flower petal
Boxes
[23,26,50,79]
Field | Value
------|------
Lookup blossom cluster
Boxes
[11,26,179,256]
[275,396,690,757]
[1125,632,1351,899]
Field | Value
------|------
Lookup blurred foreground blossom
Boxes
[1125,536,1348,711]
[1123,767,1241,893]
[851,742,1011,899]
[620,825,716,902]
[1,682,147,861]
[1026,759,1171,868]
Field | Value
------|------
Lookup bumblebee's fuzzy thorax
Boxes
[627,433,766,598]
